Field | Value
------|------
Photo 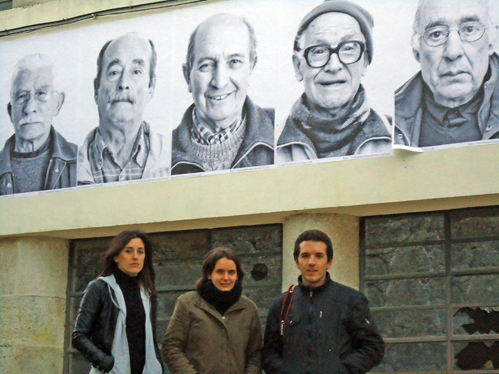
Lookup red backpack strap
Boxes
[280,285,297,337]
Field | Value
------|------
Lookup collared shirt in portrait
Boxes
[419,84,483,147]
[88,123,149,183]
[171,97,275,175]
[190,109,245,146]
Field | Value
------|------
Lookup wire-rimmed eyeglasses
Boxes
[419,22,487,47]
[12,90,51,107]
[303,41,365,68]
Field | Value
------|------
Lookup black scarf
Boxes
[291,85,371,157]
[198,280,242,316]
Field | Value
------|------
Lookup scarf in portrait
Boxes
[292,85,371,158]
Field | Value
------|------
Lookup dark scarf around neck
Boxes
[292,85,371,157]
[198,280,242,316]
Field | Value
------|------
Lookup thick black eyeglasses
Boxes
[303,41,365,68]
[420,22,487,47]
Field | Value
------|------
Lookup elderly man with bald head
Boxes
[78,33,169,184]
[276,0,392,163]
[0,54,77,194]
[395,0,499,147]
[171,13,274,175]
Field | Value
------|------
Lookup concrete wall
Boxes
[0,237,69,374]
[13,0,57,8]
[1,0,213,35]
[1,146,498,239]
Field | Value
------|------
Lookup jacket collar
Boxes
[232,96,274,168]
[99,274,149,311]
[297,272,332,295]
[172,96,274,172]
[0,126,76,178]
[482,55,499,139]
[171,104,206,172]
[99,274,125,312]
[395,53,499,145]
[0,135,15,178]
[49,126,78,162]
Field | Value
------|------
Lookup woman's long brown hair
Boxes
[99,230,156,293]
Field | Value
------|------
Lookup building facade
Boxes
[1,0,499,373]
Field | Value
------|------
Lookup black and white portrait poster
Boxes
[0,0,497,197]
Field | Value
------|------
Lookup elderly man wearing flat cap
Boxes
[277,0,392,163]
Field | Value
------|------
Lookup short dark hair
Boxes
[184,15,257,74]
[100,230,156,293]
[196,247,244,290]
[294,229,333,262]
[94,36,157,94]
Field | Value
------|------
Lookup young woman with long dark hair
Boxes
[72,230,163,374]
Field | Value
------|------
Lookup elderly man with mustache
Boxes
[0,53,77,194]
[395,0,499,148]
[78,33,169,184]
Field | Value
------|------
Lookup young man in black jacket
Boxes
[262,230,385,374]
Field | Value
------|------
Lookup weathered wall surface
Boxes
[0,237,69,374]
[13,0,58,8]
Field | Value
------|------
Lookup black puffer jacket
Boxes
[262,274,385,374]
[72,278,162,373]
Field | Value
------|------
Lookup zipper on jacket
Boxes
[309,290,313,316]
[44,159,53,188]
[6,172,15,193]
[319,310,323,337]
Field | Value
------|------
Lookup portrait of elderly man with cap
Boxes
[0,54,77,195]
[395,0,499,148]
[276,0,392,163]
[78,32,169,184]
[171,13,275,175]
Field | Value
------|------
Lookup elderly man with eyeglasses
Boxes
[395,0,499,148]
[0,54,77,194]
[276,0,392,163]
